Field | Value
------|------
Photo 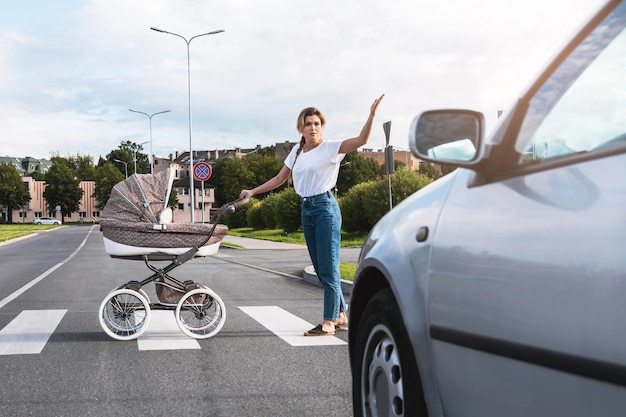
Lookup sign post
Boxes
[193,162,212,223]
[383,121,393,210]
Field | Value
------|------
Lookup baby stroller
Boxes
[98,168,248,341]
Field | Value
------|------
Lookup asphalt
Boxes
[221,235,358,295]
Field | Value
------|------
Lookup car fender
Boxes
[351,170,461,415]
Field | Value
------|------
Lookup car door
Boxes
[426,3,626,416]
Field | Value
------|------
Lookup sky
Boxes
[0,0,607,162]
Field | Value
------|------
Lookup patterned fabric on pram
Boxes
[100,168,228,257]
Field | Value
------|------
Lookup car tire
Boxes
[353,288,428,417]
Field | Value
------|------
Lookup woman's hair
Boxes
[290,107,326,183]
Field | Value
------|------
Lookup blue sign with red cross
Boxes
[193,161,212,182]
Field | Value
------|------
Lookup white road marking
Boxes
[0,226,95,310]
[0,306,345,353]
[239,306,347,346]
[0,310,67,355]
[137,310,201,350]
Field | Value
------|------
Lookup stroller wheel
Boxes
[99,289,151,341]
[175,288,226,339]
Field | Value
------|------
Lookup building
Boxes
[7,177,99,224]
[0,156,52,176]
[359,148,421,170]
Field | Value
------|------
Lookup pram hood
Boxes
[100,168,228,256]
[102,168,174,223]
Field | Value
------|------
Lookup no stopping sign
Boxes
[193,161,212,182]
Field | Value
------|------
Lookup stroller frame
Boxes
[98,196,248,341]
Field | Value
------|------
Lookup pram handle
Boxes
[231,192,251,210]
[221,192,252,214]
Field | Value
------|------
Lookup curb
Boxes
[303,265,353,297]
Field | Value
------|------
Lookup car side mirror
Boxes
[409,109,484,165]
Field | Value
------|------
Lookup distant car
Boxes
[33,217,61,225]
[349,1,626,416]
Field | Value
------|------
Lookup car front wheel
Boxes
[353,288,428,417]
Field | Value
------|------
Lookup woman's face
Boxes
[302,115,323,141]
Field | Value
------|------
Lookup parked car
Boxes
[349,1,626,416]
[33,217,62,225]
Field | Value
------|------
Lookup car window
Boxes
[516,3,626,165]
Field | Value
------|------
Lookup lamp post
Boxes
[129,109,171,174]
[134,141,149,174]
[113,159,131,178]
[150,26,224,223]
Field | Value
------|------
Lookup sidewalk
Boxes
[221,235,356,295]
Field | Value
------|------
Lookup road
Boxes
[0,226,357,417]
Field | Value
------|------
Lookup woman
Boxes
[241,94,384,336]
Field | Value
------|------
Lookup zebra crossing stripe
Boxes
[137,310,201,351]
[239,306,346,346]
[0,307,346,352]
[0,310,67,355]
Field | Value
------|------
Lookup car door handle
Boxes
[416,226,429,242]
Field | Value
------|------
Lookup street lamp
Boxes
[134,141,149,174]
[113,159,131,178]
[151,26,224,223]
[128,109,171,174]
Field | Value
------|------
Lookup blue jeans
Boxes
[301,191,347,321]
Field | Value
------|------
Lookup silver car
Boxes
[33,217,62,225]
[349,1,626,416]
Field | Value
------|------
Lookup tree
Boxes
[168,188,179,210]
[93,162,124,210]
[418,162,443,180]
[0,163,31,222]
[335,151,384,196]
[48,153,97,181]
[208,157,255,206]
[70,154,97,180]
[106,140,150,176]
[43,157,84,222]
[244,154,285,193]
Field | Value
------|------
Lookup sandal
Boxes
[335,323,348,331]
[304,324,335,336]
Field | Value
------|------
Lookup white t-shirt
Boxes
[284,140,346,197]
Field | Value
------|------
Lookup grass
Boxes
[0,224,61,242]
[228,228,364,281]
[228,228,366,248]
[340,262,357,282]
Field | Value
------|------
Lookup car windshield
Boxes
[515,2,626,164]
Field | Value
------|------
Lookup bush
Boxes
[339,182,376,233]
[225,202,249,228]
[341,168,434,233]
[246,198,265,229]
[260,192,281,229]
[274,187,301,233]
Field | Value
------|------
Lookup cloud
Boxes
[0,0,606,160]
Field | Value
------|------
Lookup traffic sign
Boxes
[383,121,391,145]
[193,162,212,182]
